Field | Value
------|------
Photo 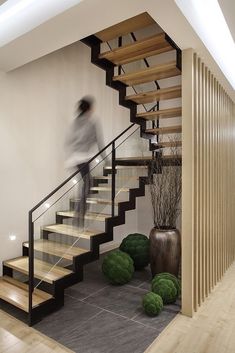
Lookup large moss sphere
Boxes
[119,233,150,270]
[142,292,163,316]
[151,278,178,304]
[153,273,181,297]
[102,250,134,285]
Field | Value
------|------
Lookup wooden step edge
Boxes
[99,33,166,59]
[0,276,53,312]
[90,187,129,192]
[43,224,104,239]
[56,211,112,221]
[3,257,73,284]
[116,156,152,161]
[145,126,182,134]
[155,141,182,148]
[71,198,120,206]
[136,107,182,119]
[100,45,173,66]
[23,240,89,261]
[125,85,182,102]
[104,165,148,169]
[113,61,177,81]
[92,176,139,180]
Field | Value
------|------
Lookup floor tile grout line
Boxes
[138,282,148,288]
[80,309,105,326]
[78,297,130,320]
[66,294,158,332]
[130,318,161,331]
[65,284,110,301]
[130,313,140,320]
[126,284,149,292]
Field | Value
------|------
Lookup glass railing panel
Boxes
[31,149,113,291]
[29,124,152,297]
[113,126,150,215]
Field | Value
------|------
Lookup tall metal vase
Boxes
[149,228,181,277]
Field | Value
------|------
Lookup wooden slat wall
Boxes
[182,49,235,316]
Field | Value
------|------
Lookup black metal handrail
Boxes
[28,122,138,324]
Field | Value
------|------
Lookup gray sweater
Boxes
[65,114,104,168]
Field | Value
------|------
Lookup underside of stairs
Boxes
[0,12,182,326]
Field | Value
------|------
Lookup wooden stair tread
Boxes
[137,107,182,120]
[4,257,72,284]
[56,211,111,222]
[0,276,53,312]
[23,239,89,261]
[95,13,155,42]
[71,197,120,206]
[43,224,103,239]
[91,186,129,192]
[146,125,182,135]
[113,61,181,86]
[99,33,173,65]
[126,86,181,104]
[116,156,153,161]
[105,165,147,170]
[92,176,138,180]
[155,141,182,148]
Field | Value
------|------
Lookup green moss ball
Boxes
[151,278,178,304]
[119,233,150,270]
[153,273,181,297]
[102,250,134,285]
[142,292,163,316]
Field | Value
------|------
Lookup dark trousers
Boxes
[75,163,91,227]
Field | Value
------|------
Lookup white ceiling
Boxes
[0,0,83,47]
[0,0,234,100]
[219,0,235,42]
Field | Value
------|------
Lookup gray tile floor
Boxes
[35,253,181,353]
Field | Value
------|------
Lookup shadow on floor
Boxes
[35,253,181,353]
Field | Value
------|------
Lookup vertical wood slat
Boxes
[181,49,194,317]
[182,49,235,316]
[194,53,199,312]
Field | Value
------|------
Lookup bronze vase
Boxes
[149,228,181,277]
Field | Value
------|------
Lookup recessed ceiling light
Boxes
[175,0,235,89]
[9,234,16,241]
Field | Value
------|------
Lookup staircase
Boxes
[0,12,182,326]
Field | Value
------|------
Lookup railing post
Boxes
[118,37,122,75]
[28,211,34,326]
[111,142,116,217]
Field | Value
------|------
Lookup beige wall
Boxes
[0,40,155,270]
[182,49,235,316]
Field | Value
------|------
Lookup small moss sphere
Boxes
[151,278,178,304]
[119,233,150,270]
[153,273,181,297]
[102,250,134,285]
[142,292,163,316]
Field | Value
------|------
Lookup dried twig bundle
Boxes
[149,137,182,229]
